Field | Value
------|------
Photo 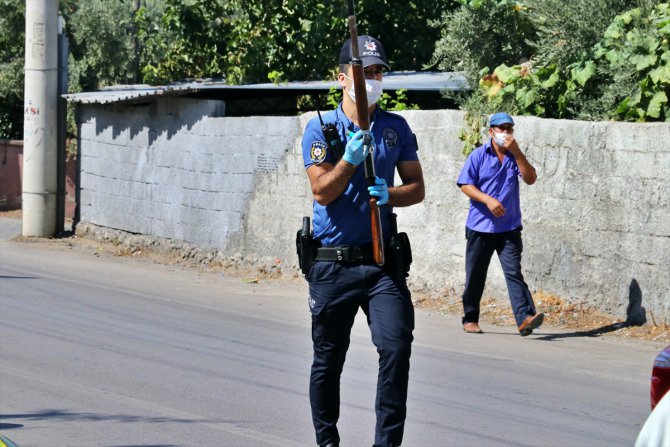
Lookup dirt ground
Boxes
[413,292,670,343]
[2,209,669,344]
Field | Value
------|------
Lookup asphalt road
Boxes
[0,217,663,447]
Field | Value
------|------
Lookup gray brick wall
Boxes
[75,100,670,321]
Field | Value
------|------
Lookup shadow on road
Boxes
[0,409,229,425]
[535,321,630,341]
[0,410,235,446]
[0,275,38,280]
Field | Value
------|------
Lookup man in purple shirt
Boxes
[456,112,544,336]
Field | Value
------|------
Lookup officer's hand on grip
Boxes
[368,177,389,206]
[342,130,370,166]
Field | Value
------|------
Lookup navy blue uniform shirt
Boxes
[302,104,419,246]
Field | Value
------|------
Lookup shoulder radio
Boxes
[317,109,345,161]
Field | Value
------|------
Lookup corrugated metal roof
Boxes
[63,71,468,105]
[61,83,200,104]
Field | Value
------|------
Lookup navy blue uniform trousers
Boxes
[307,261,414,447]
[462,226,536,327]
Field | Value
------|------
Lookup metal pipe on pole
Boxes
[56,14,68,235]
[23,0,59,237]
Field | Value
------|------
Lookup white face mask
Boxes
[344,75,383,105]
[493,132,507,147]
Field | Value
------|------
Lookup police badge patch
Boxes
[310,141,328,164]
[383,128,398,149]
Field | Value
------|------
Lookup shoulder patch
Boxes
[310,141,328,164]
[383,127,398,149]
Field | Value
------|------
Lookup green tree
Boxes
[356,0,459,72]
[470,0,669,122]
[138,0,457,86]
[0,0,26,139]
[2,0,452,138]
[435,0,665,154]
[0,0,144,139]
[429,0,536,82]
[65,0,136,93]
[590,1,670,121]
[137,0,234,84]
[428,0,536,154]
[525,0,636,68]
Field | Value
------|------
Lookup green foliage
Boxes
[477,63,566,117]
[326,87,342,109]
[450,0,670,149]
[0,0,447,138]
[453,87,496,155]
[377,89,420,111]
[137,0,351,85]
[267,70,286,85]
[138,0,457,86]
[356,0,459,72]
[0,0,25,139]
[429,0,536,82]
[524,0,636,68]
[66,0,136,92]
[0,0,140,138]
[322,87,419,112]
[427,0,542,153]
[499,2,670,122]
[458,112,487,156]
[595,3,670,121]
[137,0,234,84]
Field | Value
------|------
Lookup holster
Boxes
[296,216,317,276]
[386,213,413,281]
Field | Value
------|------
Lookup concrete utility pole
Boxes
[23,0,59,237]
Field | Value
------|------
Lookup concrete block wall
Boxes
[77,98,300,250]
[395,112,669,321]
[76,101,670,321]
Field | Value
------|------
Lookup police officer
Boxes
[301,35,425,447]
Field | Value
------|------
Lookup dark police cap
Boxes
[339,35,390,69]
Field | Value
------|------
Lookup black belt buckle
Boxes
[316,245,372,263]
[336,247,362,262]
[348,246,364,262]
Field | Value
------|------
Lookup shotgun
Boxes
[346,0,385,266]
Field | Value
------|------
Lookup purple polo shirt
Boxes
[457,140,522,233]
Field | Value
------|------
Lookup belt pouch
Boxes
[388,232,412,280]
[296,216,316,275]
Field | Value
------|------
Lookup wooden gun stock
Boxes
[369,197,385,265]
[363,133,384,266]
[347,2,384,266]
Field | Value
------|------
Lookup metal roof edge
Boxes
[62,71,469,104]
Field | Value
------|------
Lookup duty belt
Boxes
[315,245,375,263]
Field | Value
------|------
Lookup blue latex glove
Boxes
[368,177,389,206]
[342,130,370,166]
